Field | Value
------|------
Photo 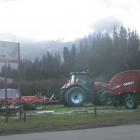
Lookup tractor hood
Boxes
[62,83,82,89]
[62,83,71,89]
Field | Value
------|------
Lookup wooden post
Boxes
[23,112,26,122]
[94,91,97,117]
[94,106,97,116]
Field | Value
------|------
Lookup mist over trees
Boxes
[3,26,140,81]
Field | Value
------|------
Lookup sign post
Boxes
[0,41,21,122]
[17,43,22,120]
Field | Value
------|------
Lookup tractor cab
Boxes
[68,72,92,87]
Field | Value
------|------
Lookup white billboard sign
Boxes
[0,88,19,99]
[0,41,19,62]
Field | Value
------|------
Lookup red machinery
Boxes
[108,70,140,109]
[0,94,58,111]
[22,96,46,104]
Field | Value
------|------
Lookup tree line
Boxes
[1,26,140,81]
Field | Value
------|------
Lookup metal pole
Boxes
[4,62,8,123]
[17,43,22,119]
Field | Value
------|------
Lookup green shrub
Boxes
[20,79,65,97]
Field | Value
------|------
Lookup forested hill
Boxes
[2,26,140,82]
[20,40,73,60]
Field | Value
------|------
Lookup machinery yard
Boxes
[0,41,140,135]
[1,70,140,124]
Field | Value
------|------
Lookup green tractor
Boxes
[59,72,112,106]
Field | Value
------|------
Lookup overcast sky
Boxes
[0,0,140,42]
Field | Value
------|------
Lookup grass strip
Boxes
[0,111,140,135]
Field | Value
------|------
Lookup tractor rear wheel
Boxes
[65,86,86,106]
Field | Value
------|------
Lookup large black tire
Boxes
[92,89,112,105]
[23,103,38,110]
[64,86,86,106]
[92,89,105,105]
[124,95,137,109]
[100,90,113,105]
[59,89,69,106]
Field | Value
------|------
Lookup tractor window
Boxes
[70,75,75,84]
[68,74,91,85]
[75,75,91,85]
[68,75,75,84]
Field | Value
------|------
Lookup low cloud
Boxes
[91,17,122,33]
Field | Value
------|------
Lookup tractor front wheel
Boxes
[65,86,86,106]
